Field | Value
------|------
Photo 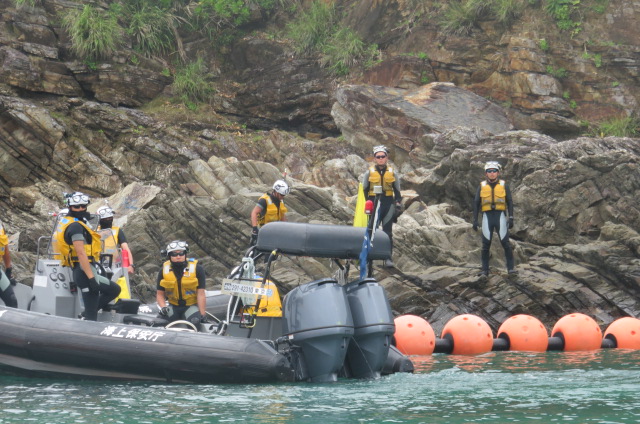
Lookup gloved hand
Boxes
[472,221,478,232]
[509,216,514,229]
[88,277,100,293]
[5,267,17,286]
[159,306,170,317]
[250,226,259,246]
[200,314,209,323]
[395,201,403,212]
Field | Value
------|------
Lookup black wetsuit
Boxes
[64,221,121,320]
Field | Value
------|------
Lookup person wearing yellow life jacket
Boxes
[249,180,289,246]
[60,192,121,320]
[96,206,135,275]
[156,240,207,326]
[361,145,403,268]
[0,219,18,308]
[472,161,515,276]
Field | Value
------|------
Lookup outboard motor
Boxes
[282,278,354,382]
[344,278,395,379]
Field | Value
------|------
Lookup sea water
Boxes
[1,349,639,424]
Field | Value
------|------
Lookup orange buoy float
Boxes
[441,314,493,355]
[394,315,435,355]
[551,313,602,351]
[604,317,640,349]
[497,314,549,352]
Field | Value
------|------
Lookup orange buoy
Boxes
[604,317,640,349]
[497,314,549,352]
[394,315,435,355]
[551,313,602,351]
[441,314,493,355]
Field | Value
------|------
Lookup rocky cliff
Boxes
[0,0,639,334]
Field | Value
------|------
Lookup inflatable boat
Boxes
[0,221,413,383]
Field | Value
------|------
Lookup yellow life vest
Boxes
[480,180,507,212]
[0,222,8,257]
[257,193,287,226]
[54,217,102,267]
[244,280,283,317]
[368,166,395,196]
[98,226,121,262]
[159,259,199,306]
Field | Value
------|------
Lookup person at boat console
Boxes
[57,192,121,320]
[249,180,289,246]
[361,145,403,268]
[0,219,18,308]
[472,161,516,276]
[96,205,135,275]
[156,240,207,326]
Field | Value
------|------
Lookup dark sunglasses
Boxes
[486,169,498,173]
[169,251,186,257]
[70,204,88,209]
[375,155,387,159]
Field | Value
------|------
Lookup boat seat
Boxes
[123,314,169,327]
[110,298,141,314]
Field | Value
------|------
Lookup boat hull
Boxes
[0,307,293,384]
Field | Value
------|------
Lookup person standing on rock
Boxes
[96,205,135,275]
[0,219,18,308]
[156,240,207,327]
[472,161,516,276]
[250,180,289,246]
[56,192,121,320]
[361,145,403,268]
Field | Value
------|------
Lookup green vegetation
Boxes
[286,1,337,56]
[286,1,379,76]
[173,58,214,106]
[13,0,40,8]
[588,116,639,137]
[539,39,550,51]
[440,0,526,35]
[61,4,123,60]
[320,27,379,76]
[546,65,568,79]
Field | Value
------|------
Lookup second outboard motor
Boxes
[344,278,395,379]
[282,278,354,382]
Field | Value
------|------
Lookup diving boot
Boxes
[384,259,395,268]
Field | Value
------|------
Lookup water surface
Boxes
[2,349,639,424]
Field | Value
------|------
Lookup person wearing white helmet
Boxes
[156,240,207,326]
[56,192,121,320]
[472,161,516,276]
[96,205,135,275]
[361,145,403,268]
[249,179,289,246]
[0,219,18,308]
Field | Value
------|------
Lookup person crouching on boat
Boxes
[249,180,289,246]
[0,219,18,308]
[96,206,135,275]
[156,240,207,326]
[58,192,121,320]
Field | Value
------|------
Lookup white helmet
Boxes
[96,206,114,219]
[166,240,189,255]
[66,192,90,207]
[373,145,388,155]
[484,161,502,172]
[273,180,290,196]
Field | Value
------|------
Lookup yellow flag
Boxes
[353,183,367,227]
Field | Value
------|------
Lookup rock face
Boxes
[0,0,639,336]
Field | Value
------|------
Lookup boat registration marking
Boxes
[221,279,273,297]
